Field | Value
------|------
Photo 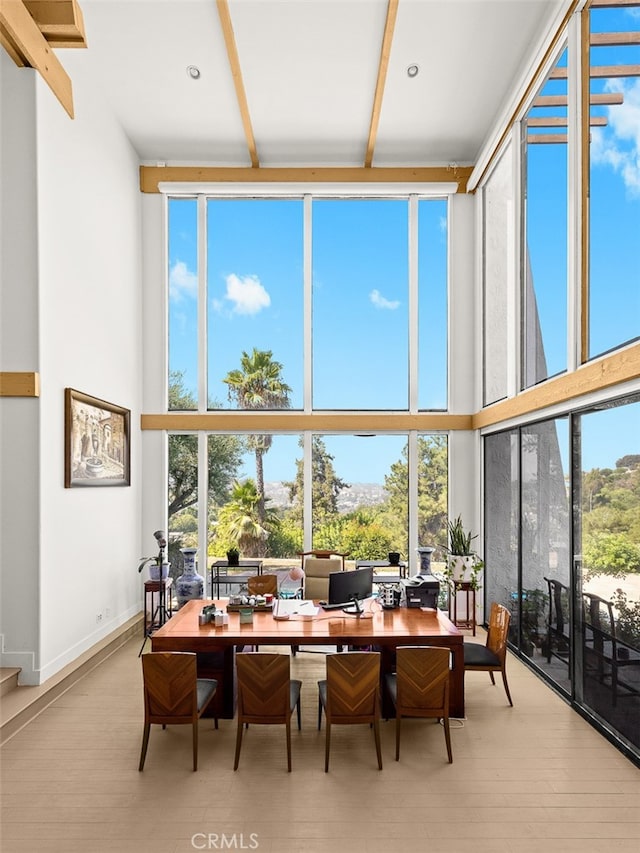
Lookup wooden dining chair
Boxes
[385,646,452,763]
[139,651,217,771]
[463,601,513,706]
[234,653,302,772]
[244,574,279,651]
[246,573,278,597]
[317,651,382,772]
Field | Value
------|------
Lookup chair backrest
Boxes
[247,573,278,597]
[545,577,570,635]
[303,557,343,600]
[236,653,291,722]
[299,550,347,570]
[325,652,381,722]
[395,646,450,713]
[142,652,198,723]
[486,602,511,663]
[582,591,616,643]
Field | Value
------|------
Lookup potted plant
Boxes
[442,515,484,591]
[226,546,240,567]
[137,554,170,581]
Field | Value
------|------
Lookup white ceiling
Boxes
[58,0,568,168]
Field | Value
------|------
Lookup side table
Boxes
[449,580,476,636]
[143,578,174,636]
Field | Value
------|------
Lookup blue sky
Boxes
[168,9,638,482]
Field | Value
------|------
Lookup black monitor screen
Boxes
[328,567,373,607]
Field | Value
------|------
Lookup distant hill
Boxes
[265,482,388,512]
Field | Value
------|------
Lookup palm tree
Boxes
[223,348,291,523]
[217,479,280,558]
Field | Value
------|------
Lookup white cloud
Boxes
[224,273,270,315]
[370,289,400,310]
[169,260,197,301]
[591,79,640,197]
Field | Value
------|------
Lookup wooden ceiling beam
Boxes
[591,31,640,47]
[0,0,74,117]
[216,0,259,168]
[533,93,624,106]
[551,64,640,78]
[589,0,640,8]
[527,116,607,127]
[23,0,86,47]
[139,165,473,194]
[365,0,398,168]
[527,133,568,144]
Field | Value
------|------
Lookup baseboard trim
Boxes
[0,613,143,745]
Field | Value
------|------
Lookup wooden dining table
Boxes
[151,598,465,719]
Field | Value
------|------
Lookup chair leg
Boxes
[317,696,323,730]
[324,721,331,772]
[138,723,150,771]
[296,697,302,730]
[489,671,496,685]
[395,714,401,761]
[233,716,244,770]
[285,719,292,772]
[373,718,383,770]
[192,721,198,771]
[442,716,453,764]
[501,669,514,706]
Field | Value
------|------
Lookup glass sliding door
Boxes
[520,419,570,694]
[575,398,640,753]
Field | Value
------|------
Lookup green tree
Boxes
[214,478,280,558]
[285,436,349,529]
[167,371,243,518]
[223,349,291,524]
[383,436,448,558]
[583,532,640,578]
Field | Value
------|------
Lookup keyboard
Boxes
[319,600,352,611]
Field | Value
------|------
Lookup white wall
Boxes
[0,54,144,683]
[448,193,481,531]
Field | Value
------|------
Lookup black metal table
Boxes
[210,559,263,598]
[355,559,408,584]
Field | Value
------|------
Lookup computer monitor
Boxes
[328,566,374,613]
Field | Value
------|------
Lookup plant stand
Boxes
[448,580,476,636]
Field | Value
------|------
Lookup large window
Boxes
[312,199,409,410]
[484,396,640,758]
[168,198,199,407]
[575,398,640,753]
[588,4,640,359]
[522,47,569,387]
[168,193,448,413]
[207,199,304,410]
[166,191,451,577]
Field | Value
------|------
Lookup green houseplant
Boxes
[226,546,240,567]
[442,515,484,591]
[137,554,170,581]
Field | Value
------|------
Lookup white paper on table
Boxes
[273,599,319,620]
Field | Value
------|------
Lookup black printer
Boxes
[402,574,440,609]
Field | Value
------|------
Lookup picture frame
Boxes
[64,388,130,487]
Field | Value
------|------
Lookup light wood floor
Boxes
[1,632,639,853]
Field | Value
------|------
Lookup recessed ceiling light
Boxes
[407,64,419,78]
[186,65,201,80]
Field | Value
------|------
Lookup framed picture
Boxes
[64,388,130,487]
